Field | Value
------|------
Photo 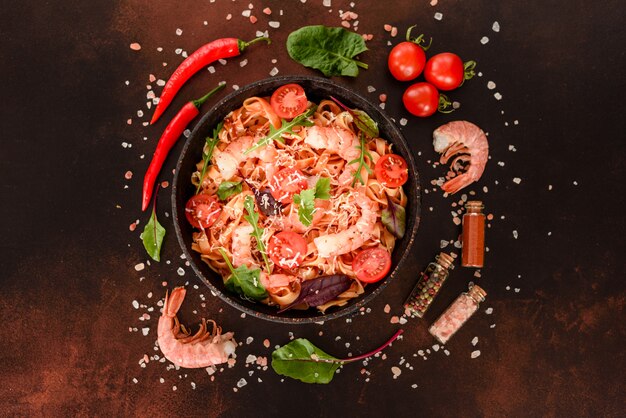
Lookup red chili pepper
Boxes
[142,83,225,211]
[150,36,270,125]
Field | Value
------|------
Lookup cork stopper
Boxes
[465,200,484,213]
[467,284,487,303]
[435,252,455,270]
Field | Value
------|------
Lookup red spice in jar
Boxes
[462,201,485,267]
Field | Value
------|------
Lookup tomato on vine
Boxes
[387,26,432,81]
[424,53,477,91]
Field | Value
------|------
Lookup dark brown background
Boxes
[1,0,624,417]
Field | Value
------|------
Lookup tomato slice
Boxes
[268,231,308,269]
[270,84,308,119]
[352,247,392,283]
[185,194,221,229]
[269,167,308,204]
[375,154,409,188]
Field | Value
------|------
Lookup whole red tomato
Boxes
[402,82,440,117]
[387,26,432,81]
[424,53,476,91]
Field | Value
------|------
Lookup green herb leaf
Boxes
[293,178,331,227]
[314,177,331,200]
[243,195,272,273]
[381,196,406,239]
[271,330,404,384]
[196,122,223,194]
[286,26,369,77]
[218,248,267,301]
[140,209,165,262]
[217,181,242,200]
[271,339,342,384]
[349,132,374,187]
[330,96,379,138]
[245,107,315,155]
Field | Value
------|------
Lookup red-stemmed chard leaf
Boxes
[271,329,404,384]
[381,195,406,239]
[278,274,351,313]
[329,96,379,138]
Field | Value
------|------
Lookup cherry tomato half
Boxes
[424,52,464,91]
[185,194,221,229]
[352,247,392,283]
[375,154,409,187]
[388,42,427,81]
[269,167,308,204]
[268,231,308,269]
[270,84,308,119]
[402,82,439,117]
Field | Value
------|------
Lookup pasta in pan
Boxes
[186,85,408,313]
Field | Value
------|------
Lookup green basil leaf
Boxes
[381,197,406,239]
[140,210,165,262]
[293,188,316,227]
[225,265,267,301]
[352,109,379,138]
[314,177,331,200]
[271,338,342,384]
[217,181,242,200]
[286,26,369,77]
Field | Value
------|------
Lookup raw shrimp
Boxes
[314,192,377,258]
[433,120,489,194]
[231,223,256,268]
[157,287,237,368]
[215,135,277,180]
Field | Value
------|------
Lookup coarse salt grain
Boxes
[176,28,182,36]
[379,94,387,102]
[237,378,247,388]
[399,118,408,126]
[513,177,521,184]
[492,21,500,32]
[269,21,280,28]
[250,15,258,24]
[226,13,232,20]
[263,339,270,348]
[487,81,496,90]
[323,0,331,6]
[434,12,443,20]
[390,27,398,37]
[471,350,481,359]
[384,24,392,32]
[263,7,272,15]
[240,59,248,67]
[130,43,141,51]
[135,263,145,271]
[494,92,502,100]
[513,230,518,239]
[471,336,479,346]
[390,316,399,324]
[242,9,251,17]
[269,67,279,76]
[142,327,150,336]
[177,267,185,276]
[480,36,489,44]
[384,304,391,313]
[391,366,402,378]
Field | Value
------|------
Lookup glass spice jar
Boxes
[429,284,487,344]
[403,252,455,318]
[462,201,486,268]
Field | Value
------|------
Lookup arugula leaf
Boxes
[381,196,406,239]
[272,339,342,384]
[218,248,267,301]
[196,122,223,194]
[292,177,331,227]
[217,181,242,201]
[286,26,369,77]
[348,132,374,187]
[140,205,165,262]
[243,195,272,273]
[271,330,404,384]
[244,107,316,155]
[330,96,379,138]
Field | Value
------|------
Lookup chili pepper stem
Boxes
[238,36,271,52]
[192,83,226,108]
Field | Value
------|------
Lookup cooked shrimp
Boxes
[158,287,237,368]
[314,192,377,257]
[231,223,256,268]
[305,125,362,186]
[215,135,277,180]
[433,121,489,194]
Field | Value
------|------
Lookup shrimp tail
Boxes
[164,287,186,317]
[442,174,470,194]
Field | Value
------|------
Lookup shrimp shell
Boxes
[433,121,489,194]
[157,287,236,368]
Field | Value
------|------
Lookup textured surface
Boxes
[0,0,624,417]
